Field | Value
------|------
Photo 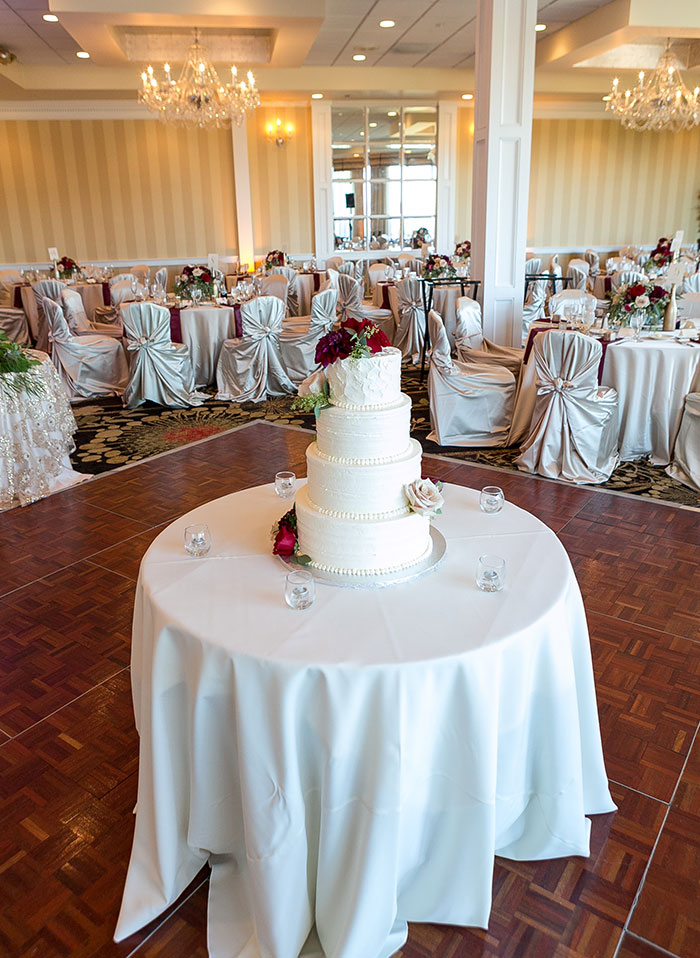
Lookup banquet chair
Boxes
[325,256,343,272]
[271,266,300,316]
[620,246,640,259]
[131,264,151,285]
[584,249,600,276]
[524,257,542,276]
[0,269,22,307]
[682,272,700,293]
[121,302,205,409]
[337,274,394,341]
[0,307,31,346]
[567,259,590,290]
[546,254,564,295]
[337,262,356,277]
[33,280,66,352]
[611,270,645,291]
[280,290,337,385]
[548,289,597,317]
[110,273,137,286]
[368,262,389,292]
[454,297,523,378]
[606,256,631,273]
[154,267,168,291]
[515,330,618,484]
[398,253,420,272]
[390,276,425,364]
[217,296,294,403]
[62,288,123,339]
[666,393,700,491]
[260,274,289,308]
[43,297,128,401]
[522,276,548,340]
[678,292,700,322]
[282,286,337,333]
[427,310,516,447]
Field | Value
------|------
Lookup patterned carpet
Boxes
[70,366,700,508]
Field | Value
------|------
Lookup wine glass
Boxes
[632,310,646,341]
[285,570,315,610]
[192,286,202,306]
[184,523,212,557]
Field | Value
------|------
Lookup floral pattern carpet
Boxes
[70,366,700,508]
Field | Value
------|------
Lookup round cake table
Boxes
[116,482,614,958]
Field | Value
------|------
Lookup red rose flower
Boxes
[367,328,391,353]
[273,524,297,556]
[628,283,647,298]
[202,272,212,283]
[342,318,369,335]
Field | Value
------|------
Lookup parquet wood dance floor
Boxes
[1,421,698,958]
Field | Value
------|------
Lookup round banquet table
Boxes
[179,304,238,386]
[115,482,615,958]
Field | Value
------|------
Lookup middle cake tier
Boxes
[305,437,423,518]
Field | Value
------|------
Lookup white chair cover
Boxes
[398,253,420,272]
[0,307,30,346]
[515,330,618,484]
[271,266,299,316]
[567,264,588,290]
[131,264,151,284]
[43,297,128,400]
[455,297,523,378]
[522,276,548,339]
[110,281,137,307]
[0,269,22,307]
[110,273,137,286]
[367,263,388,291]
[606,256,630,273]
[33,280,66,353]
[260,274,289,308]
[280,289,337,385]
[337,262,356,278]
[678,291,700,322]
[620,246,640,259]
[338,274,394,340]
[62,288,122,339]
[584,249,600,275]
[325,256,343,271]
[216,296,295,403]
[524,258,542,275]
[122,302,205,409]
[682,272,700,293]
[390,277,425,364]
[548,289,597,316]
[612,270,645,291]
[666,393,700,491]
[154,267,168,291]
[427,310,516,447]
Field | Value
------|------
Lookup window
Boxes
[331,105,437,251]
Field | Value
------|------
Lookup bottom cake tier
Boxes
[295,485,432,576]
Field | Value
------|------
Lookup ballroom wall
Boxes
[0,119,238,264]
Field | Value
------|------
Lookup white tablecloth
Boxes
[0,350,86,508]
[179,305,238,386]
[116,482,614,958]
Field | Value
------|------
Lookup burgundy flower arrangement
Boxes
[644,236,673,271]
[57,256,79,278]
[314,318,391,368]
[265,250,286,269]
[174,265,215,298]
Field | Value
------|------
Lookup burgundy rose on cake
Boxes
[313,319,390,368]
[272,506,311,564]
[405,478,444,519]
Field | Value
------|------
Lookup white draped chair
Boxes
[43,297,128,400]
[666,393,700,491]
[0,269,22,307]
[678,292,700,323]
[524,257,542,275]
[620,246,640,259]
[154,267,168,291]
[584,249,600,276]
[325,256,343,271]
[548,289,597,316]
[33,280,66,353]
[682,272,700,293]
[427,310,516,447]
[62,288,122,339]
[0,307,30,346]
[606,256,631,273]
[397,253,420,271]
[515,330,618,484]
[522,276,548,340]
[271,266,299,316]
[121,302,205,409]
[611,270,645,291]
[337,262,356,277]
[283,286,337,333]
[110,273,137,286]
[454,296,523,378]
[567,259,590,290]
[280,290,337,385]
[216,296,295,403]
[547,254,563,296]
[131,264,151,285]
[367,263,389,292]
[260,274,289,308]
[337,274,394,341]
[389,277,425,364]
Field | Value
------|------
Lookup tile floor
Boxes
[1,421,698,958]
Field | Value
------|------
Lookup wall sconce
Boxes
[266,118,294,147]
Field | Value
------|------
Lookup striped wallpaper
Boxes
[246,106,315,257]
[454,106,474,243]
[0,119,238,264]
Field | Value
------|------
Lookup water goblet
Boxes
[632,310,646,341]
[184,523,212,557]
[275,471,297,498]
[285,570,315,610]
[476,555,506,593]
[479,486,504,514]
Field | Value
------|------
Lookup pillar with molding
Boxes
[471,0,537,346]
[231,122,255,270]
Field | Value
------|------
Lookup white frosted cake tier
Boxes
[295,485,432,575]
[315,394,412,463]
[306,438,422,518]
[326,347,402,409]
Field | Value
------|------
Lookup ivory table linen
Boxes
[179,305,239,386]
[116,482,614,958]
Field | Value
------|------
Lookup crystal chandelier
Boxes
[605,41,700,132]
[139,30,260,128]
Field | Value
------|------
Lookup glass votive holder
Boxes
[285,570,315,610]
[184,523,212,557]
[476,555,506,593]
[479,486,504,514]
[275,471,297,498]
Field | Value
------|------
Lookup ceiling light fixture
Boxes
[535,24,547,32]
[605,40,700,131]
[461,93,473,100]
[43,14,59,22]
[369,121,377,127]
[76,51,90,59]
[311,93,324,99]
[379,20,395,29]
[352,54,366,62]
[138,29,259,128]
[387,110,397,117]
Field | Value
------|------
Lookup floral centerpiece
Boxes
[454,240,471,263]
[409,227,431,250]
[644,236,673,272]
[422,253,455,281]
[265,250,286,270]
[174,264,215,299]
[0,330,43,399]
[607,278,674,329]
[56,256,79,280]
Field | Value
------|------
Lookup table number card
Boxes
[670,230,684,253]
[665,261,685,285]
[47,247,59,262]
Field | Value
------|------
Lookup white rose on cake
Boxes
[405,478,444,519]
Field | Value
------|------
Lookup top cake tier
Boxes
[326,346,402,409]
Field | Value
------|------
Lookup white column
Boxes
[436,100,458,253]
[231,122,255,269]
[471,0,537,345]
[311,101,334,261]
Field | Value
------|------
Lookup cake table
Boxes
[115,480,614,958]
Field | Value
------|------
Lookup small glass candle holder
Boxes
[476,555,506,593]
[275,471,297,498]
[479,486,504,514]
[285,570,315,610]
[184,523,212,557]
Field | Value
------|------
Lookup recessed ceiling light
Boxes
[535,23,547,32]
[76,51,90,59]
[461,93,473,100]
[352,54,366,62]
[311,93,324,99]
[369,121,377,127]
[360,130,365,135]
[379,20,395,28]
[42,13,59,22]
[387,111,397,117]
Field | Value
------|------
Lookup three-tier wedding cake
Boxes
[295,346,433,576]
